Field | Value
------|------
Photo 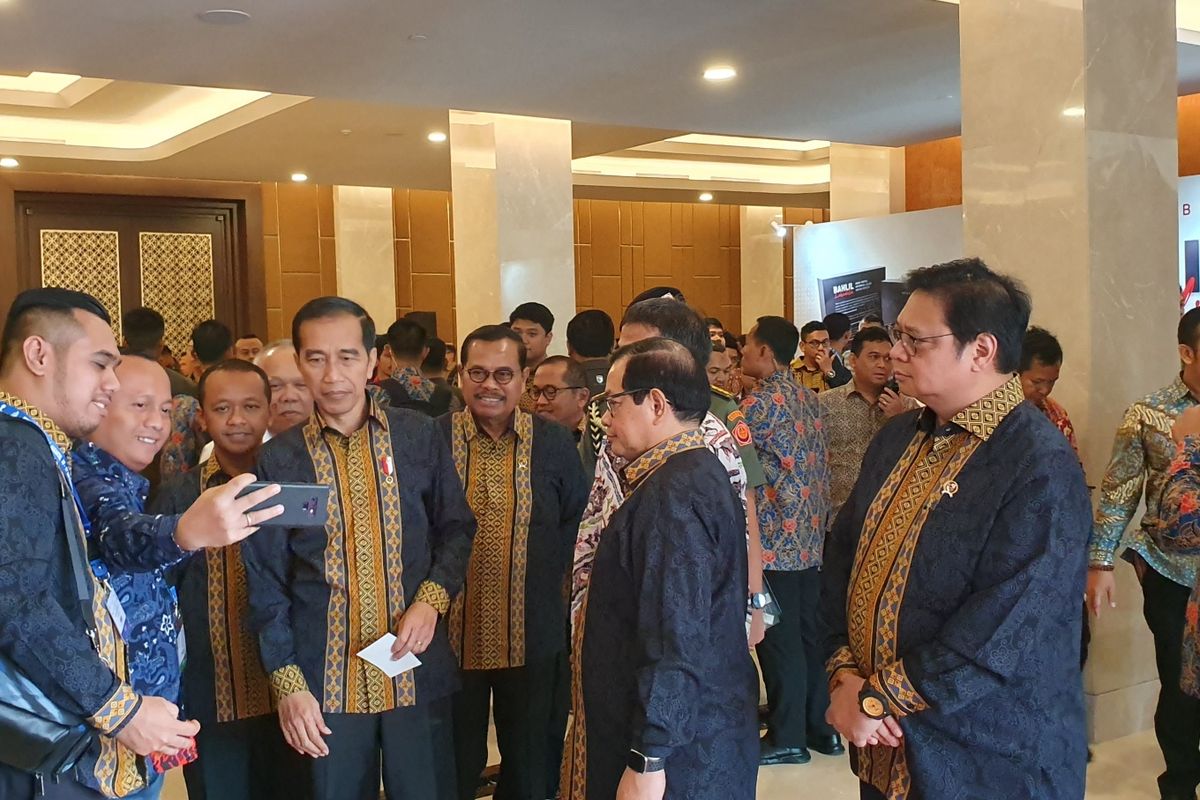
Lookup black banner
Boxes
[818,267,886,326]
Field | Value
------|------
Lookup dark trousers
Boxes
[0,766,106,800]
[453,657,557,800]
[859,781,887,800]
[309,698,456,800]
[756,568,835,748]
[545,647,572,796]
[1142,566,1200,797]
[183,714,306,800]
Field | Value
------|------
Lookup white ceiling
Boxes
[0,0,967,146]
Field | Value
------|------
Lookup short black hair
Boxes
[1180,308,1200,349]
[198,358,272,407]
[1,288,111,373]
[704,317,724,330]
[375,334,389,354]
[291,296,376,355]
[386,319,428,360]
[566,310,615,358]
[461,324,527,370]
[711,339,726,353]
[851,326,894,356]
[862,313,885,326]
[823,313,852,341]
[800,321,828,341]
[630,286,686,305]
[535,354,588,390]
[508,302,554,334]
[422,337,448,375]
[611,337,709,425]
[236,333,261,342]
[752,316,799,366]
[905,257,1031,374]
[191,319,234,366]
[1019,326,1064,372]
[722,331,741,353]
[122,307,165,354]
[620,298,709,368]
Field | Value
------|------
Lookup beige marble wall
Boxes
[449,110,575,353]
[740,206,784,330]
[333,185,397,330]
[829,143,905,221]
[960,0,1179,742]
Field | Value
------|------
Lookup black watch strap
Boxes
[859,687,890,720]
[627,749,666,773]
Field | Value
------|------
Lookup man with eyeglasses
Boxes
[821,258,1090,799]
[440,325,589,800]
[531,355,590,441]
[791,321,845,394]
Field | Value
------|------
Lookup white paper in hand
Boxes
[356,633,422,678]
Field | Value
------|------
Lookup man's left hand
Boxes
[878,388,906,418]
[616,768,666,800]
[392,601,437,657]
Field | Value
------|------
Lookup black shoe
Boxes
[1159,794,1197,800]
[808,734,845,756]
[760,738,811,766]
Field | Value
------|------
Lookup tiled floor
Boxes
[163,727,1169,798]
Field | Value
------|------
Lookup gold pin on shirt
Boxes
[942,480,959,499]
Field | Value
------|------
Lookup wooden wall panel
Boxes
[904,136,963,212]
[1181,94,1200,177]
[262,181,336,341]
[394,188,456,342]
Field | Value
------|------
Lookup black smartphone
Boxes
[885,379,900,394]
[238,482,330,527]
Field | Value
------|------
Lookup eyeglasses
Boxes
[605,388,653,413]
[529,385,585,401]
[803,337,830,348]
[888,325,956,356]
[464,367,518,385]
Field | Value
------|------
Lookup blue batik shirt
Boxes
[72,442,190,703]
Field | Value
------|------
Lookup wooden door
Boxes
[15,192,249,358]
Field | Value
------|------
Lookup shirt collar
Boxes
[622,427,708,489]
[390,364,426,382]
[462,409,524,442]
[1173,375,1194,402]
[944,375,1026,442]
[314,392,390,437]
[760,369,792,386]
[0,390,73,456]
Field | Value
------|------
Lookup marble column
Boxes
[449,110,575,352]
[740,206,785,330]
[333,186,397,332]
[828,143,906,221]
[960,0,1178,742]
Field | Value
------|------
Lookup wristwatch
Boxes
[627,749,666,773]
[748,592,771,610]
[859,686,891,720]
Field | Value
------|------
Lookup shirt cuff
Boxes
[88,683,142,735]
[868,660,929,719]
[825,645,860,692]
[269,664,311,702]
[414,580,451,616]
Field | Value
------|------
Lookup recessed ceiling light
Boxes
[197,9,251,24]
[427,131,448,143]
[408,33,429,41]
[290,172,308,182]
[698,192,714,202]
[703,65,737,82]
[340,129,352,135]
[1062,106,1085,118]
[0,157,18,169]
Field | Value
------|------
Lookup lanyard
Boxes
[0,399,92,535]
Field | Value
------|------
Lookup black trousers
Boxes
[183,714,306,800]
[453,657,558,800]
[309,698,456,800]
[756,568,835,748]
[1142,566,1200,797]
[545,647,572,796]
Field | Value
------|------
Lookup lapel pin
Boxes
[942,480,959,499]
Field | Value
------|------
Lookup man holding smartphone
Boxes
[242,297,476,800]
[818,326,915,520]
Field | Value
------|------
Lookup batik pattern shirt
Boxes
[1040,396,1080,458]
[73,442,189,705]
[150,458,273,724]
[160,394,205,482]
[391,365,435,402]
[1150,436,1200,698]
[820,382,918,517]
[791,359,830,394]
[244,398,476,713]
[1092,377,1199,588]
[440,410,587,671]
[741,370,831,571]
[823,377,1091,798]
[0,393,145,797]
